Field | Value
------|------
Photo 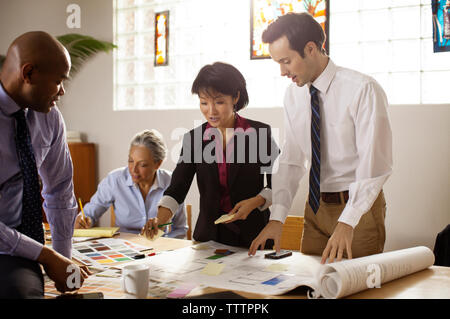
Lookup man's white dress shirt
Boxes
[271,59,393,228]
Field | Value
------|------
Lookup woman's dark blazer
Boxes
[164,118,280,248]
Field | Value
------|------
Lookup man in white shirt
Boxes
[249,12,393,264]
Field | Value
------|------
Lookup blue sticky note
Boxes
[262,275,288,286]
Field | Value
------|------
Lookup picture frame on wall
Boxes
[250,0,330,59]
[432,0,450,53]
[155,10,169,66]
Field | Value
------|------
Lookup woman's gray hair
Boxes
[130,129,167,163]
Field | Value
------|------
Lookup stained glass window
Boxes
[432,0,450,52]
[251,0,329,59]
[155,11,169,66]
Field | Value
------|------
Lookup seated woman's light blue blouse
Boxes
[82,167,188,238]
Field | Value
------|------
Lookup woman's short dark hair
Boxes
[262,12,326,58]
[191,62,249,111]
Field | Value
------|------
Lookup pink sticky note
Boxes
[167,284,196,299]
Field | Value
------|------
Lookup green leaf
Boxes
[56,33,117,78]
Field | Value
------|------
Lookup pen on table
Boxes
[78,198,86,221]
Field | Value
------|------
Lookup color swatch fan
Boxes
[72,238,148,266]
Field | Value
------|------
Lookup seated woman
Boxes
[142,62,279,247]
[74,129,188,238]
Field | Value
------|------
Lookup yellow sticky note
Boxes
[214,214,234,224]
[201,263,225,276]
[266,263,289,272]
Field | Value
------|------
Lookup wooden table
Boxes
[120,233,450,299]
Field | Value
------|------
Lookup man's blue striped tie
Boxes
[13,109,45,244]
[309,85,321,214]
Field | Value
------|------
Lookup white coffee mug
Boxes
[121,264,149,299]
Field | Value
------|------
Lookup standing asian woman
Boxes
[142,62,279,248]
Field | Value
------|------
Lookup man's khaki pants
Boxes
[300,191,386,258]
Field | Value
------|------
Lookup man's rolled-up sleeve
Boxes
[38,108,77,258]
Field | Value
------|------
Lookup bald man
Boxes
[0,31,90,298]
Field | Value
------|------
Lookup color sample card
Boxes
[214,213,234,224]
[214,249,235,256]
[206,254,226,260]
[72,238,149,266]
[206,249,235,260]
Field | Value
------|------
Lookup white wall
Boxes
[1,0,448,252]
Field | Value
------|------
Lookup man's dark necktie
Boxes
[13,109,45,244]
[309,85,321,214]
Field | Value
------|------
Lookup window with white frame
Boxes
[114,0,449,111]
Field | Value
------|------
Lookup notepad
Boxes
[214,214,234,224]
[73,227,120,238]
